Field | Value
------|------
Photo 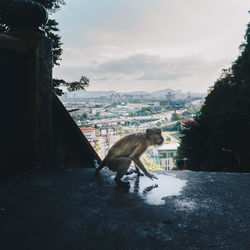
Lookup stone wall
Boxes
[0,34,31,174]
[0,33,101,177]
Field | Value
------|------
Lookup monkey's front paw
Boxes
[151,173,158,180]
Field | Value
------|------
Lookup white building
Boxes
[154,102,160,107]
[80,127,96,142]
[156,143,179,171]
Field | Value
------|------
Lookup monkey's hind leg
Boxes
[125,168,135,175]
[107,158,132,187]
[94,160,107,178]
[125,165,144,176]
[135,165,144,176]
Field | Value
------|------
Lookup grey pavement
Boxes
[1,168,250,250]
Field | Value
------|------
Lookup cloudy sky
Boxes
[53,0,249,93]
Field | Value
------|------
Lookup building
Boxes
[169,101,185,110]
[156,143,179,170]
[181,118,195,130]
[80,127,96,142]
[153,102,160,107]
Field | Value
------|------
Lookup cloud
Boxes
[74,53,226,82]
[136,71,190,81]
[54,48,231,86]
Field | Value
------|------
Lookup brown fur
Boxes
[96,128,164,186]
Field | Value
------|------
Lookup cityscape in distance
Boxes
[60,88,206,171]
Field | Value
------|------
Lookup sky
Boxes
[53,0,250,93]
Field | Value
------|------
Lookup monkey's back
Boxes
[106,132,147,159]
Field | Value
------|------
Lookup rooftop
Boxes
[80,127,95,131]
[181,118,194,123]
[157,142,180,151]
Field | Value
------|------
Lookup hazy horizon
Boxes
[64,88,206,94]
[53,0,250,93]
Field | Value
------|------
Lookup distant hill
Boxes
[66,90,116,98]
[63,89,206,100]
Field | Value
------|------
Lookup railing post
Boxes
[3,0,53,168]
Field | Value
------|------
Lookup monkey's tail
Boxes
[95,158,107,172]
[125,169,136,175]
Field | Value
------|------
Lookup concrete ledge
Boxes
[0,33,27,54]
[1,168,250,249]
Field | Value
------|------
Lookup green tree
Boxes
[129,112,136,117]
[95,112,102,119]
[30,0,65,65]
[141,154,162,171]
[81,112,89,120]
[53,76,90,96]
[118,126,125,137]
[171,113,184,121]
[94,104,104,108]
[162,121,181,131]
[71,114,81,122]
[165,136,171,143]
[94,139,100,153]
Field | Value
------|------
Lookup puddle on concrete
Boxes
[124,174,187,205]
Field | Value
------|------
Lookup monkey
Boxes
[125,165,144,176]
[95,127,164,186]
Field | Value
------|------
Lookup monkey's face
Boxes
[146,128,164,146]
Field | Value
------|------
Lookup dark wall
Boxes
[0,34,101,177]
[0,47,31,174]
[52,94,101,168]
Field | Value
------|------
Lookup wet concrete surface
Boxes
[124,173,187,205]
[1,167,250,250]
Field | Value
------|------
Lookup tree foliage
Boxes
[141,154,163,171]
[53,76,90,96]
[34,0,65,64]
[171,112,184,121]
[129,107,159,117]
[177,19,250,172]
